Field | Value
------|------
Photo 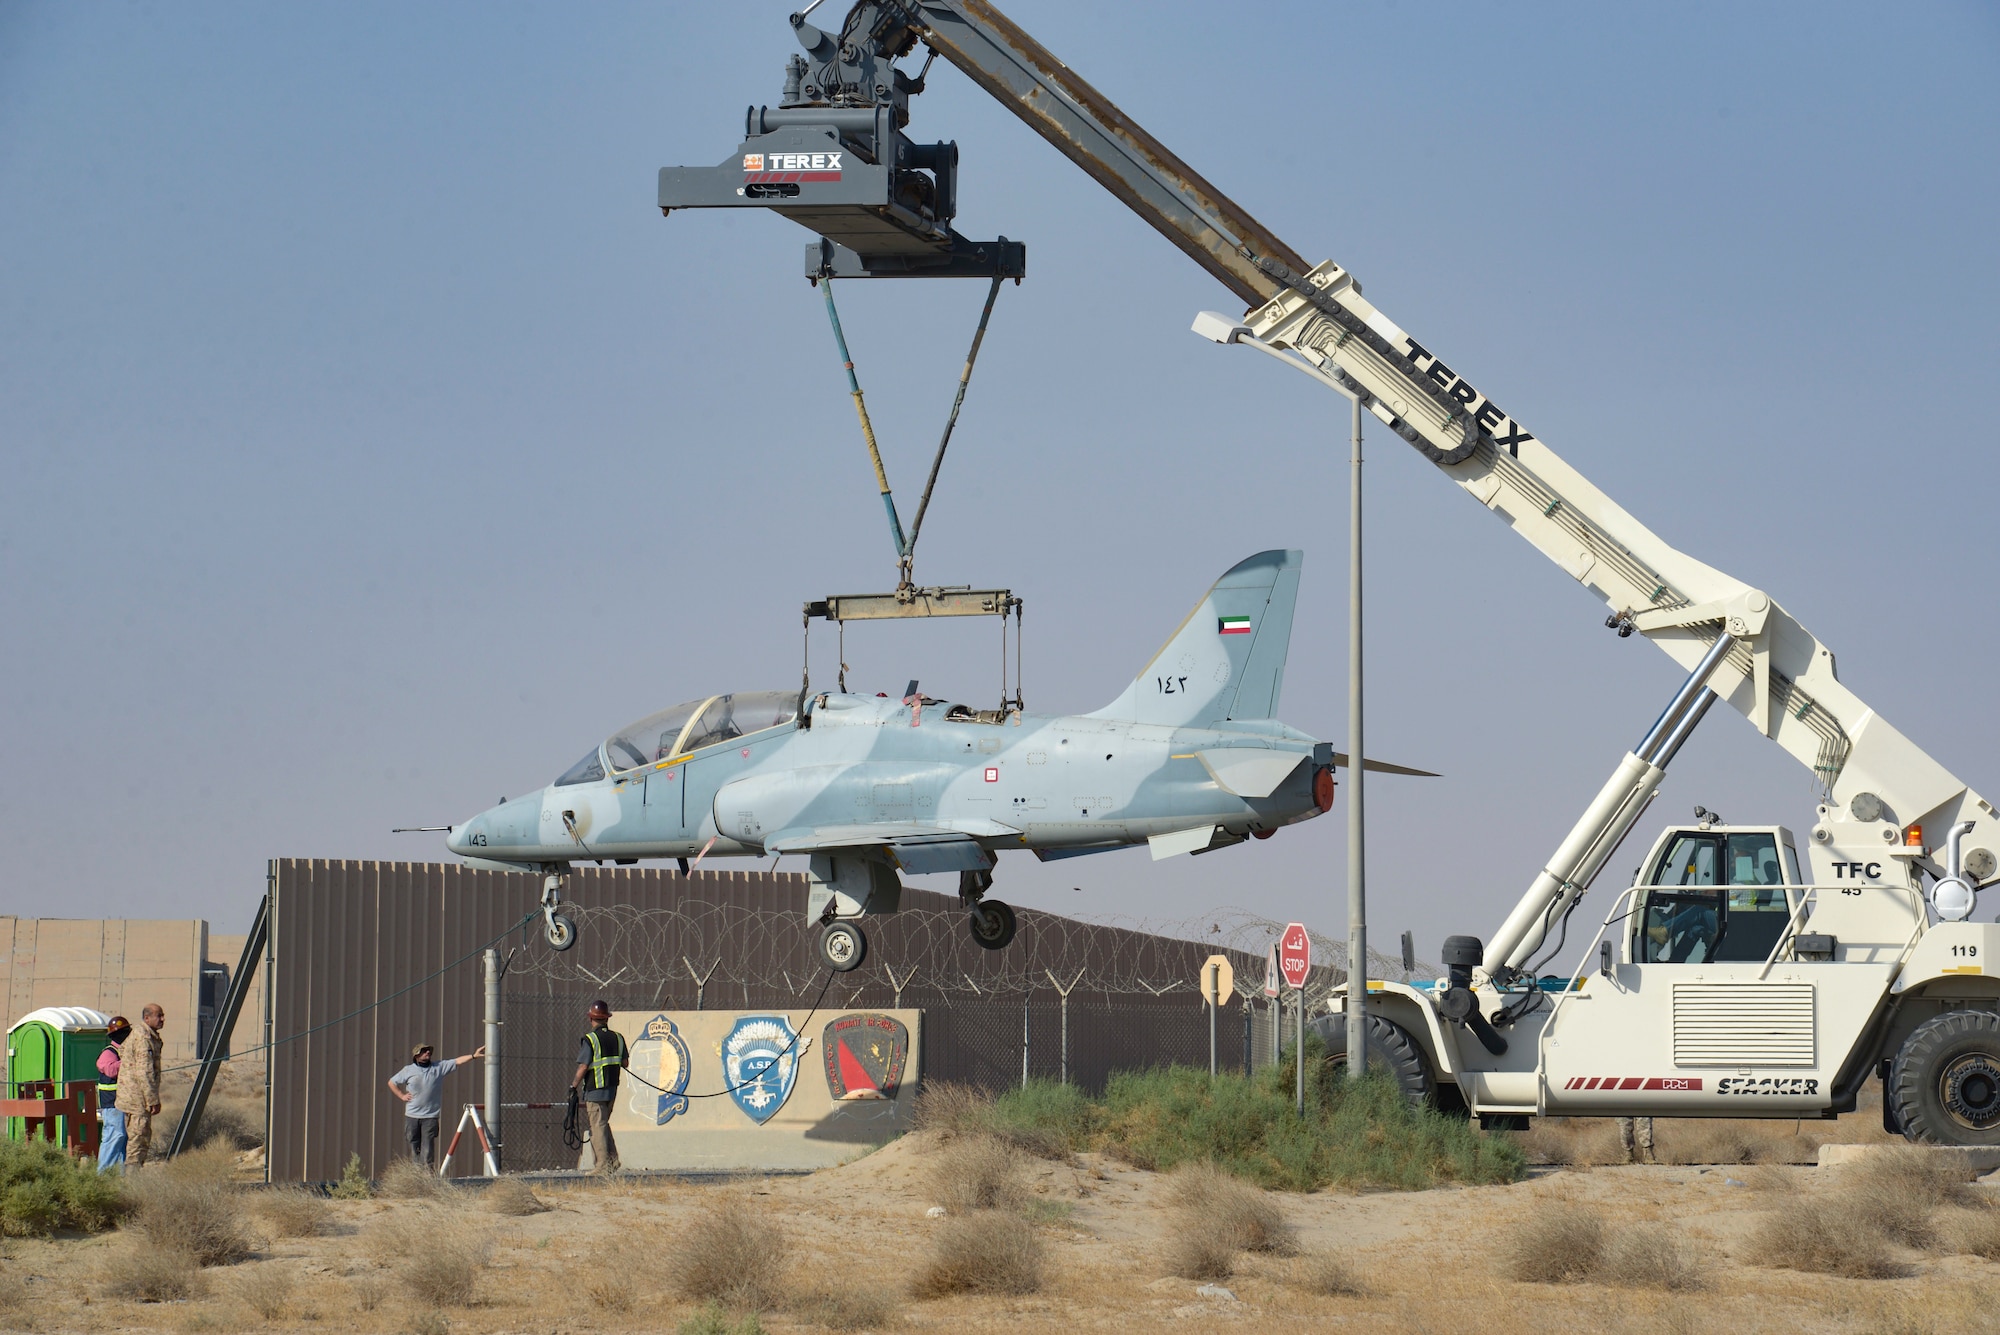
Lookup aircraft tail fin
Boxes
[1089,550,1303,728]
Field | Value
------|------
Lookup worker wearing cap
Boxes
[115,1004,166,1170]
[569,1000,627,1173]
[95,1016,132,1172]
[387,1040,486,1168]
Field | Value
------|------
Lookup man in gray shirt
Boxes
[387,1041,486,1168]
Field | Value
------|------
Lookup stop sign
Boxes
[1278,921,1311,990]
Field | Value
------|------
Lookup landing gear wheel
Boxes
[966,899,1017,951]
[818,921,868,973]
[1890,1009,2000,1145]
[1318,1014,1435,1107]
[545,913,577,952]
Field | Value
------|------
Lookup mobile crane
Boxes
[659,2,2000,1145]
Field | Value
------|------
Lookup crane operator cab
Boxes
[1634,825,1803,966]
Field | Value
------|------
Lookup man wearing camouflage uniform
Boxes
[116,1004,165,1169]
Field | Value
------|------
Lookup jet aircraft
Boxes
[446,550,1432,970]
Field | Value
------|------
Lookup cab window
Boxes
[675,691,797,755]
[601,691,799,774]
[1641,831,1793,963]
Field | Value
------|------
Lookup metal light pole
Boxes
[1191,311,1371,1083]
[1344,393,1368,1080]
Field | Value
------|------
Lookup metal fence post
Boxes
[1241,987,1252,1078]
[1044,968,1083,1085]
[1021,988,1030,1088]
[483,949,501,1175]
[683,957,719,1011]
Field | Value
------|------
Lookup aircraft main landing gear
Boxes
[541,872,577,952]
[817,920,868,972]
[959,868,1016,951]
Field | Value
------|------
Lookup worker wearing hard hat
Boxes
[95,1016,133,1172]
[569,1000,628,1173]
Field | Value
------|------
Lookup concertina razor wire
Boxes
[504,900,1437,1006]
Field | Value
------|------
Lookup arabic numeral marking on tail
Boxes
[1156,676,1188,694]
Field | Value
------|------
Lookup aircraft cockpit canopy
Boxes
[558,690,798,785]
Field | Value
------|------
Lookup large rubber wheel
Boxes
[1889,1009,2000,1146]
[967,899,1018,951]
[818,921,868,973]
[1318,1014,1435,1107]
[545,913,577,952]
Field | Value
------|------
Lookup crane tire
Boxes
[1319,1014,1434,1107]
[1889,1009,2000,1146]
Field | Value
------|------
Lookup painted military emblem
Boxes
[822,1013,909,1101]
[628,1013,691,1125]
[722,1014,806,1124]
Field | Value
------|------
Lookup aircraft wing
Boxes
[763,822,1015,874]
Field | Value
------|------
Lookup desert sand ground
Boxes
[5,1097,1999,1335]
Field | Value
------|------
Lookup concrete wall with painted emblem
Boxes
[595,1009,919,1172]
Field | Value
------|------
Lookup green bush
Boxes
[0,1137,126,1236]
[956,1042,1523,1193]
[989,1080,1099,1156]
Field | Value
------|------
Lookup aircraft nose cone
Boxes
[446,815,482,856]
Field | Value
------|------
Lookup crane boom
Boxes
[902,0,2000,907]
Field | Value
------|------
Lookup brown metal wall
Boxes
[268,859,1262,1181]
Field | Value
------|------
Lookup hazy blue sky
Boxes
[4,2,1996,957]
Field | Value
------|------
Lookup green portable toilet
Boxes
[6,1007,112,1146]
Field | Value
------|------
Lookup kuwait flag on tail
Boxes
[1217,615,1253,635]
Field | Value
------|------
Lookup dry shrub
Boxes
[928,1135,1024,1214]
[584,1271,634,1311]
[1291,1251,1367,1297]
[1163,1225,1236,1281]
[102,1242,210,1302]
[370,1207,492,1306]
[663,1194,789,1310]
[1166,1162,1295,1255]
[789,1278,901,1330]
[484,1178,547,1216]
[350,1273,389,1312]
[1742,1165,1798,1193]
[127,1150,254,1266]
[1600,1225,1703,1291]
[1497,1204,1604,1283]
[232,1263,294,1320]
[379,1160,453,1201]
[1942,1208,2000,1260]
[1840,1146,1982,1248]
[253,1185,330,1238]
[911,1082,991,1139]
[1747,1194,1904,1279]
[410,1310,451,1335]
[1513,1118,1626,1166]
[911,1211,1043,1298]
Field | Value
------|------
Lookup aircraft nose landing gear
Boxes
[541,871,577,952]
[959,868,1017,951]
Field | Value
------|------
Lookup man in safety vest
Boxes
[569,1000,627,1173]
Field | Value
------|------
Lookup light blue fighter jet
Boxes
[445,551,1432,970]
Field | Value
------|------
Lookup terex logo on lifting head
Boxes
[743,152,843,178]
[1401,338,1535,457]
